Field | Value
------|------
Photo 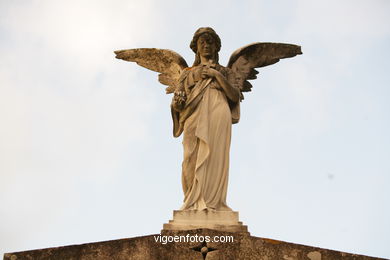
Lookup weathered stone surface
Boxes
[4,229,387,260]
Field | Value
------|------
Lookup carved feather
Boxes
[114,48,188,94]
[227,42,302,97]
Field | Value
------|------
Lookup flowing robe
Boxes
[171,65,240,211]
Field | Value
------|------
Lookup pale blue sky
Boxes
[1,0,389,258]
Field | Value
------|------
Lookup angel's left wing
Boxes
[227,43,302,99]
[114,48,188,94]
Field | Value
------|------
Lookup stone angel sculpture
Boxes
[114,27,302,212]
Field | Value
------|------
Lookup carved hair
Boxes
[190,27,221,66]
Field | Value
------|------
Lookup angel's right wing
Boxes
[227,43,302,99]
[114,48,188,94]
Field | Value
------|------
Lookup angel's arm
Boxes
[202,67,240,103]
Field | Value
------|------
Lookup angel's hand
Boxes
[173,90,187,110]
[201,67,221,79]
[174,90,186,98]
[174,90,186,102]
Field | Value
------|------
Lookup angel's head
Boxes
[190,27,221,66]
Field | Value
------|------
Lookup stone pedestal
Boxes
[3,229,387,260]
[163,209,248,233]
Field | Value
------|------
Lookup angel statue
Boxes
[115,27,302,212]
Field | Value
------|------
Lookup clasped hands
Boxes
[201,66,220,79]
[173,66,225,110]
[200,66,225,92]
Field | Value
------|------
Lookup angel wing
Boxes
[114,48,188,94]
[227,42,302,99]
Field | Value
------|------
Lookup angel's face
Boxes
[197,33,217,59]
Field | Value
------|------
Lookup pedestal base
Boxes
[163,209,248,233]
